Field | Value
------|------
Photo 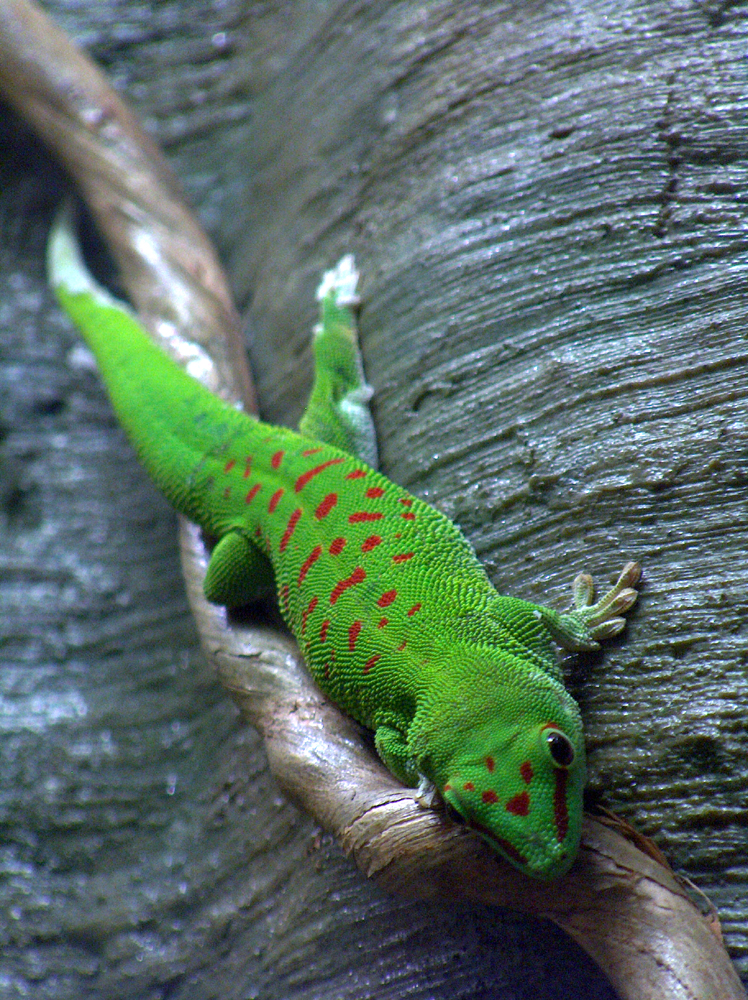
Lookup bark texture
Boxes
[1,2,747,998]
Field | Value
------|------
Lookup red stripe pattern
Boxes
[295,458,345,493]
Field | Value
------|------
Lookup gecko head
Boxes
[439,690,586,880]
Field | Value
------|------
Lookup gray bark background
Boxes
[1,1,746,998]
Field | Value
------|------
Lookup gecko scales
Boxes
[48,210,639,880]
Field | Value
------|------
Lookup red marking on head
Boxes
[377,590,397,608]
[361,535,382,553]
[553,768,569,843]
[398,497,413,506]
[245,483,262,504]
[271,450,284,469]
[482,789,499,804]
[224,458,236,473]
[392,552,414,563]
[540,721,560,733]
[401,512,416,521]
[407,603,422,617]
[320,619,330,642]
[268,488,284,513]
[279,508,302,553]
[301,595,318,634]
[397,639,407,651]
[298,545,322,585]
[223,486,231,500]
[345,469,367,480]
[295,457,345,492]
[365,486,385,499]
[349,511,384,523]
[330,567,366,605]
[463,781,475,791]
[505,792,530,817]
[363,653,380,674]
[315,493,338,519]
[302,447,324,457]
[243,456,253,478]
[377,617,389,629]
[520,761,534,785]
[443,783,452,793]
[348,620,362,651]
[329,537,347,556]
[485,756,495,773]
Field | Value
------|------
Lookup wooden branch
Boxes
[0,2,743,997]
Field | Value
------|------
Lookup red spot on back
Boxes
[520,761,534,784]
[463,781,475,791]
[298,545,322,585]
[505,792,530,817]
[271,450,284,469]
[377,590,397,608]
[377,617,389,628]
[301,595,318,634]
[315,493,338,519]
[245,483,262,504]
[363,653,381,673]
[399,497,413,506]
[485,756,495,773]
[295,458,345,492]
[443,784,452,793]
[224,458,236,473]
[361,535,382,552]
[329,537,347,556]
[348,620,362,651]
[401,512,416,521]
[397,639,407,651]
[482,790,499,804]
[553,768,569,843]
[223,486,231,500]
[279,508,302,553]
[302,447,324,457]
[407,603,422,617]
[345,469,367,480]
[320,619,330,642]
[268,488,284,513]
[279,583,290,613]
[349,511,383,523]
[365,486,385,499]
[243,456,253,478]
[330,567,366,605]
[392,552,414,563]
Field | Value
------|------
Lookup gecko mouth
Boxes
[465,817,529,869]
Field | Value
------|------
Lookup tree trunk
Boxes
[1,2,746,997]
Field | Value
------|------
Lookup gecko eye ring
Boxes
[544,729,575,768]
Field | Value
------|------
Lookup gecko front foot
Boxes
[538,561,641,653]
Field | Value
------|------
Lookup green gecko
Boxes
[47,208,640,880]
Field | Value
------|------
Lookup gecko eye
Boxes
[544,729,575,768]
